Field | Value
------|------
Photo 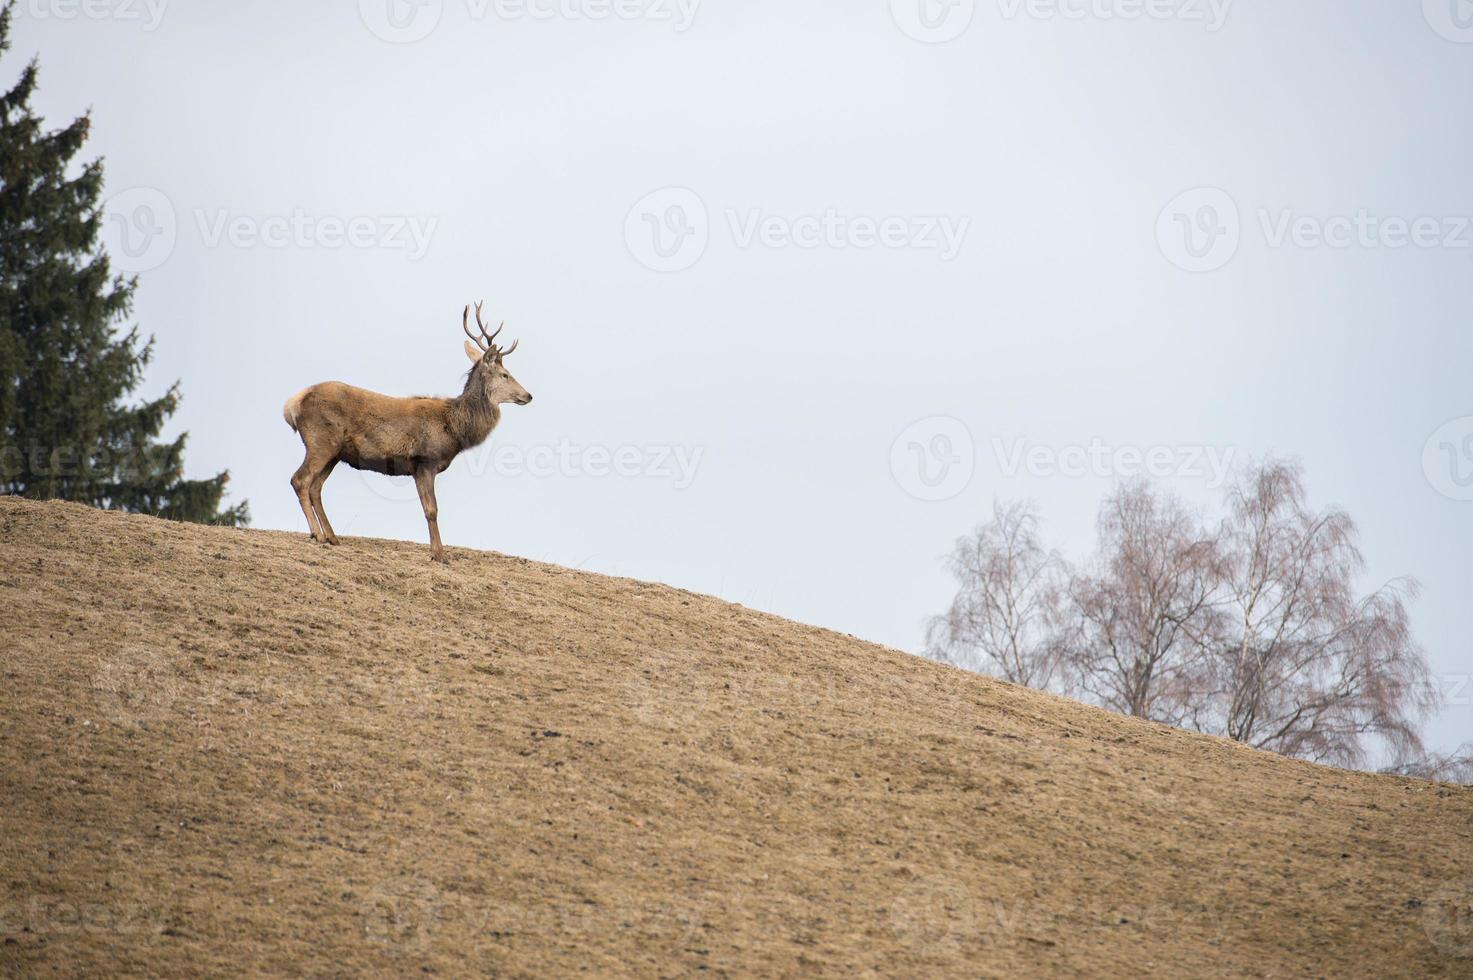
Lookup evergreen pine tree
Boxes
[0,3,247,525]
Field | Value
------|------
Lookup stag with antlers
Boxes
[283,302,532,564]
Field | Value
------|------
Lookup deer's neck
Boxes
[451,372,502,449]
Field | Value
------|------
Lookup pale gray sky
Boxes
[16,0,1473,754]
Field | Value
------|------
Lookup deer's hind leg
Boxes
[309,458,340,545]
[291,456,324,542]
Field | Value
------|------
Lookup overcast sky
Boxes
[15,0,1473,755]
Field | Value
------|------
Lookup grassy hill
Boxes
[1,497,1470,977]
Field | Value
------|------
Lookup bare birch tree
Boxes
[925,501,1069,689]
[1064,481,1225,726]
[1206,460,1434,767]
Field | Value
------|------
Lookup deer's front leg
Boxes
[414,467,447,564]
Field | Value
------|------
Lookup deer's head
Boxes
[463,302,532,406]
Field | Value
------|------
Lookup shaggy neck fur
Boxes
[451,366,502,449]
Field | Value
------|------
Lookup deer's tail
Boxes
[283,388,311,432]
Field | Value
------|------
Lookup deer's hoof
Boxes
[325,535,341,546]
[431,553,449,566]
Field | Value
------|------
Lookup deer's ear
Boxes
[464,340,484,364]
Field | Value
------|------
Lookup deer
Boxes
[282,302,532,564]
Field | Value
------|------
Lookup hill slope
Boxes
[1,498,1470,977]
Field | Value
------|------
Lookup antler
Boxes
[464,300,518,358]
[462,305,487,351]
[473,301,506,347]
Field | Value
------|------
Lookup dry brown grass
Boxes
[1,497,1471,978]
